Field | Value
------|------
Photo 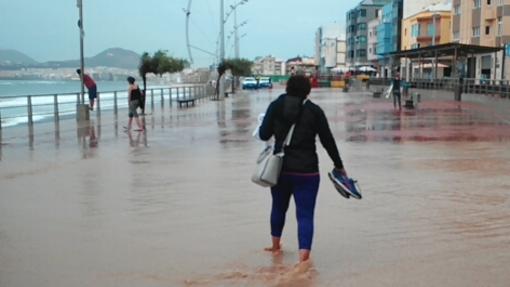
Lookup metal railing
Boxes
[0,83,216,130]
[368,78,510,98]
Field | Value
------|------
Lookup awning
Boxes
[388,43,503,59]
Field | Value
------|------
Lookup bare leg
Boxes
[264,236,282,254]
[135,117,144,131]
[299,249,311,262]
[127,118,133,130]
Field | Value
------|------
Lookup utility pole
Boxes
[234,7,239,58]
[76,0,89,121]
[219,0,225,61]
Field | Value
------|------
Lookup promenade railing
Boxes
[368,77,510,98]
[0,83,216,130]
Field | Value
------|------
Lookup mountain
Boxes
[0,49,39,66]
[42,48,140,69]
[0,48,140,69]
[88,48,141,69]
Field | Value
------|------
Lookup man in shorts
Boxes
[77,69,97,111]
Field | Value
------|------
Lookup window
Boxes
[411,24,420,37]
[472,26,480,37]
[358,23,367,31]
[487,0,491,5]
[473,0,481,8]
[485,26,490,35]
[411,43,421,49]
[454,5,461,15]
[428,24,436,37]
[358,49,367,57]
[360,9,366,17]
[498,17,502,35]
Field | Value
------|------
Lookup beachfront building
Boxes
[252,56,285,76]
[402,2,452,79]
[376,0,404,77]
[402,3,452,50]
[367,14,381,71]
[346,0,391,70]
[452,0,510,79]
[315,24,347,72]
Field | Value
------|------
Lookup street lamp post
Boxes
[219,0,225,61]
[76,0,89,121]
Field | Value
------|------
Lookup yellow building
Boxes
[402,10,452,51]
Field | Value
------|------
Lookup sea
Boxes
[0,79,175,128]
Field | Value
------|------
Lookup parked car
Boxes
[242,77,258,89]
[258,77,273,89]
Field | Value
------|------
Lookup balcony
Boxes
[484,6,497,20]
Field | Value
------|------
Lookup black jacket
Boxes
[259,94,343,173]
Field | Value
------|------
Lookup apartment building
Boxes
[452,0,510,79]
[252,56,285,76]
[315,24,347,72]
[346,0,392,68]
[402,3,452,50]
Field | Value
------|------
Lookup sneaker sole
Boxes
[328,172,350,199]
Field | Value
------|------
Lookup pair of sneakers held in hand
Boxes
[328,168,362,200]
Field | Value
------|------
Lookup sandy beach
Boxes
[1,88,510,287]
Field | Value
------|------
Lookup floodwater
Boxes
[1,88,510,287]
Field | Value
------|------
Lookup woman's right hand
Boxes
[334,167,347,177]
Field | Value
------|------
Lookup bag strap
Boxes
[279,98,309,154]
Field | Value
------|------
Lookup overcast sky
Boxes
[0,0,359,67]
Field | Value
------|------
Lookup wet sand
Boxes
[1,88,510,287]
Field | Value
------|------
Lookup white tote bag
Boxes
[251,124,296,187]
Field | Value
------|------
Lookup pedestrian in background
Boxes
[76,69,97,111]
[125,76,144,132]
[392,72,402,110]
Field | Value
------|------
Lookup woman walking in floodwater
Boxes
[125,76,144,132]
[258,75,347,264]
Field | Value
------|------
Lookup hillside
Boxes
[0,48,141,69]
[0,49,39,66]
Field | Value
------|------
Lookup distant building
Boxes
[452,0,510,79]
[286,56,316,76]
[315,24,347,72]
[252,55,285,76]
[346,0,392,69]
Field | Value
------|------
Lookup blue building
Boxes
[376,0,403,76]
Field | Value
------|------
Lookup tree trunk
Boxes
[216,72,223,100]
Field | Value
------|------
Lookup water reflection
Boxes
[77,120,99,159]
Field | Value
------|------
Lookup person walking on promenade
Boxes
[392,72,402,110]
[257,75,348,264]
[76,69,97,111]
[125,76,144,132]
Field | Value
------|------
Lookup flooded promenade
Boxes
[1,88,510,287]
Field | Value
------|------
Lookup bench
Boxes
[177,98,196,108]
